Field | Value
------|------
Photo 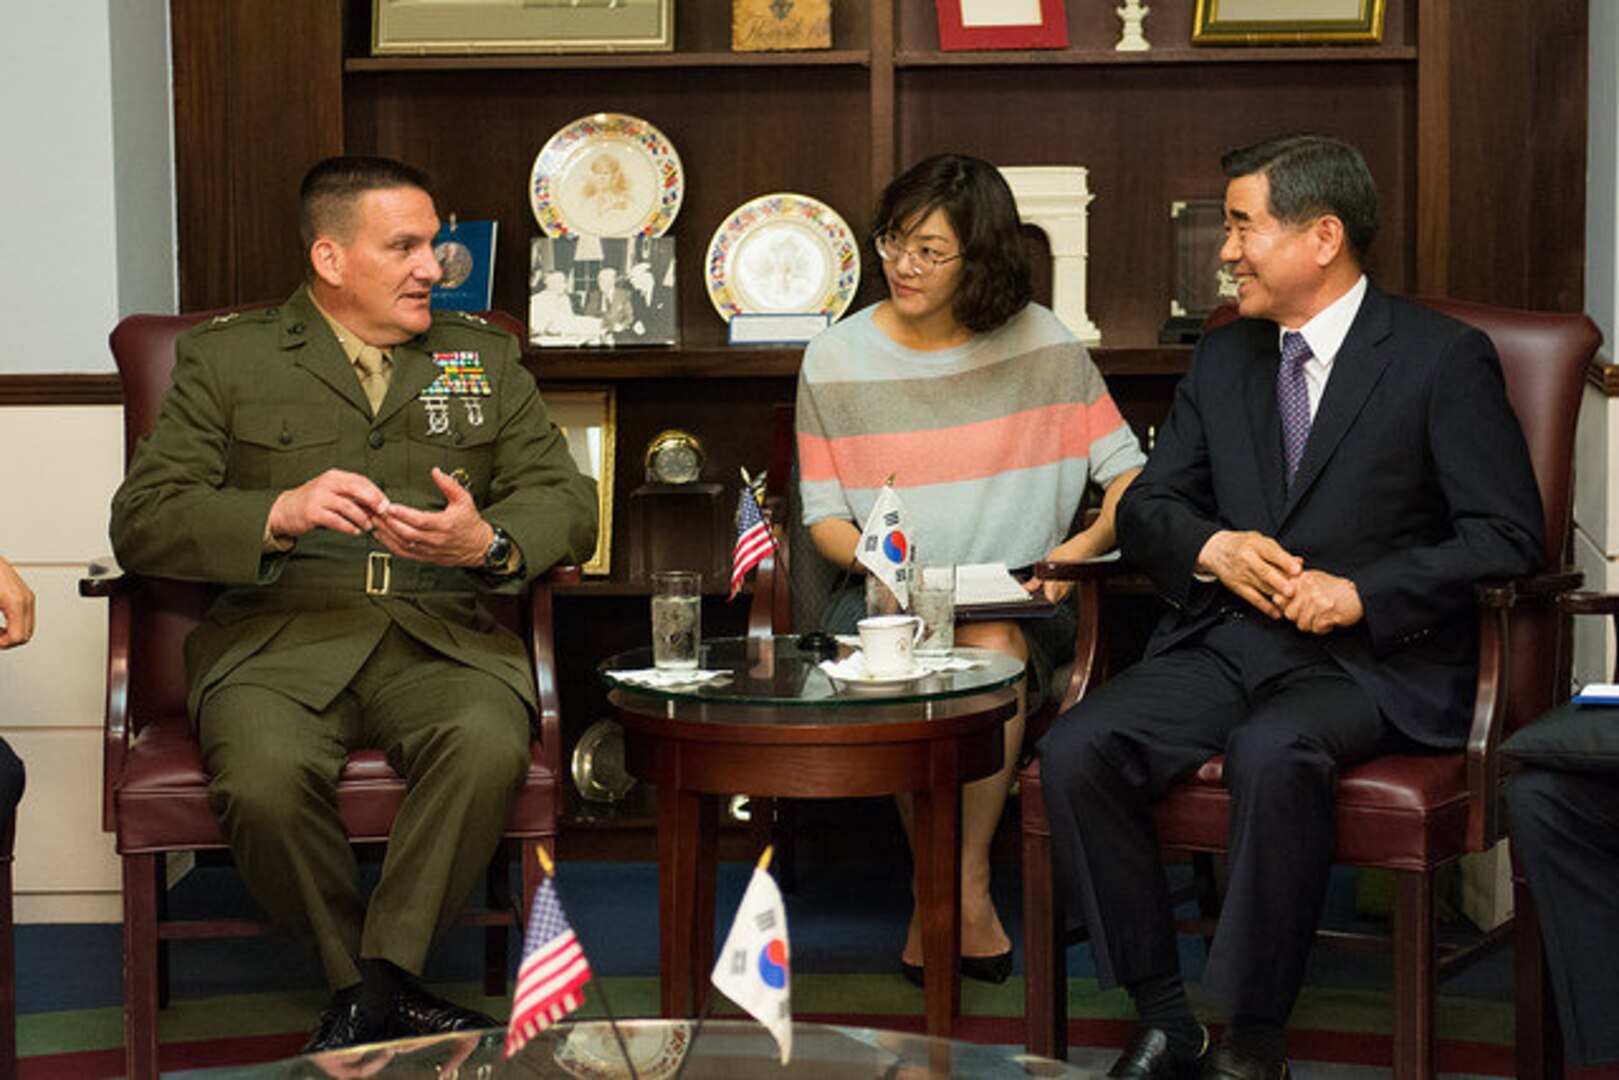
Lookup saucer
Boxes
[819,652,927,692]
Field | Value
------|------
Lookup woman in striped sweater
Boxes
[796,154,1146,985]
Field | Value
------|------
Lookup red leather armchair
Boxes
[1020,298,1599,1078]
[82,305,573,1080]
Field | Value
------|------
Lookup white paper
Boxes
[959,0,1043,29]
[954,563,1033,606]
[1572,682,1619,703]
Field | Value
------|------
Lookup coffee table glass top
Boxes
[599,636,1023,708]
[257,1020,1086,1077]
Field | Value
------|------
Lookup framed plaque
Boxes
[1162,199,1232,344]
[545,387,616,575]
[373,0,673,55]
[936,0,1068,51]
[1191,0,1385,46]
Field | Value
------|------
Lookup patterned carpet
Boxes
[16,818,1519,1077]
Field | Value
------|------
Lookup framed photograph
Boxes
[936,0,1067,51]
[1191,0,1386,46]
[530,235,677,348]
[373,0,673,56]
[545,387,616,575]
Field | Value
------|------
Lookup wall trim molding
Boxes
[0,375,121,406]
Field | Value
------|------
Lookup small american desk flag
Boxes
[728,483,774,599]
[505,870,592,1059]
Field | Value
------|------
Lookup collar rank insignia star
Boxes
[423,351,492,428]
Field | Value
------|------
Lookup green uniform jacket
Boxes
[110,286,599,717]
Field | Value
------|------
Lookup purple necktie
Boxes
[1278,330,1313,484]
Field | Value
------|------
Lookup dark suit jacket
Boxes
[1117,285,1544,748]
[110,285,599,716]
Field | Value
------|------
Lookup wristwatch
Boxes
[482,525,515,573]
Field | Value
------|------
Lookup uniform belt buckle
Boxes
[366,552,391,596]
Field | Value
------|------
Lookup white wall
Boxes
[0,0,174,922]
[1574,2,1619,687]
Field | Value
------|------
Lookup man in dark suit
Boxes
[110,156,598,1052]
[1037,134,1544,1079]
[1506,710,1619,1068]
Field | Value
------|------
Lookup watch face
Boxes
[645,430,704,484]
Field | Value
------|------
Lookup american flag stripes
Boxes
[504,874,592,1059]
[728,483,774,599]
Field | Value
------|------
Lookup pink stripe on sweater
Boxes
[799,399,1127,487]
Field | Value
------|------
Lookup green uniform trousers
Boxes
[197,623,530,990]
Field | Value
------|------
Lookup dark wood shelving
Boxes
[346,49,872,72]
[894,45,1416,66]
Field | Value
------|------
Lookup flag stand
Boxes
[514,848,647,1075]
[673,844,789,1078]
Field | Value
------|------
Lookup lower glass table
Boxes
[265,1020,1086,1078]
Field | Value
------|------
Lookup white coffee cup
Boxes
[857,614,924,678]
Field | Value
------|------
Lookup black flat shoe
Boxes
[899,950,1014,987]
[961,950,1012,983]
[1107,1023,1209,1080]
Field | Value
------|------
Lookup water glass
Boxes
[911,563,955,656]
[651,570,701,670]
[865,573,904,618]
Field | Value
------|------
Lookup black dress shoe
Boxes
[1107,1023,1209,1079]
[1201,1046,1288,1080]
[302,988,383,1054]
[899,950,1014,988]
[387,983,499,1038]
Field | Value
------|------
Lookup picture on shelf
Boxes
[731,0,832,52]
[545,387,616,576]
[529,235,677,348]
[935,0,1068,51]
[372,0,673,55]
[1191,0,1386,45]
[430,218,497,312]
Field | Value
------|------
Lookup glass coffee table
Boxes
[261,1020,1085,1077]
[599,636,1024,1039]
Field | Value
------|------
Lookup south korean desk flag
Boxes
[857,480,911,608]
[711,847,792,1064]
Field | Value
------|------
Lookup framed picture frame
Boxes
[936,0,1069,52]
[545,387,616,575]
[373,0,673,56]
[1191,0,1386,46]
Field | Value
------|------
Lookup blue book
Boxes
[431,219,497,312]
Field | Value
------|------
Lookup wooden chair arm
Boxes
[1557,590,1619,616]
[1465,567,1583,851]
[80,560,133,835]
[1033,552,1124,582]
[78,557,129,599]
[528,565,578,826]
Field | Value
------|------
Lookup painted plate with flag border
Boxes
[531,112,684,238]
[705,192,860,323]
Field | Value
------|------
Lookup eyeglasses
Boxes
[874,233,963,276]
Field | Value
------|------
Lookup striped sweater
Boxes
[796,303,1146,569]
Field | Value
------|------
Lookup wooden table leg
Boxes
[694,790,719,1015]
[915,738,963,1037]
[657,777,707,1018]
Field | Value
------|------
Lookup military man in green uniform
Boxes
[110,156,598,1051]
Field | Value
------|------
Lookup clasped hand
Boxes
[1196,530,1362,634]
[268,467,492,567]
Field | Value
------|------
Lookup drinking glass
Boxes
[911,563,955,656]
[651,570,701,670]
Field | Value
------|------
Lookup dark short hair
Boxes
[298,156,434,254]
[873,154,1032,333]
[1221,134,1378,267]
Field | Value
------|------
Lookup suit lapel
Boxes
[280,290,373,419]
[1243,328,1288,524]
[1280,286,1396,520]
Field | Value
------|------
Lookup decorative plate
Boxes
[705,192,860,323]
[570,719,635,804]
[530,113,683,238]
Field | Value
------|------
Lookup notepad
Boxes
[1572,682,1619,705]
[955,563,1033,606]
